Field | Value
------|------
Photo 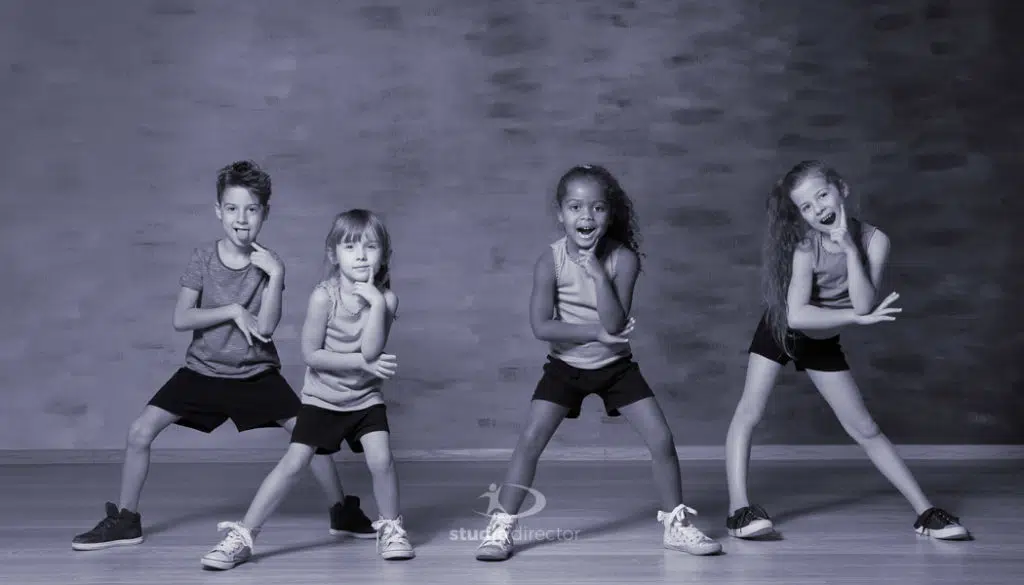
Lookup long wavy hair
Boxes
[554,164,645,270]
[322,209,393,289]
[762,160,850,356]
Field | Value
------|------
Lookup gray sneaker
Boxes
[475,512,516,561]
[658,504,722,556]
[201,522,254,570]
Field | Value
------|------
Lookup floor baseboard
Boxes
[0,445,1021,464]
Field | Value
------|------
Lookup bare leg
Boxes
[241,443,316,531]
[725,354,783,514]
[805,368,932,515]
[359,431,400,519]
[278,417,345,504]
[498,400,570,514]
[617,397,682,511]
[119,406,181,512]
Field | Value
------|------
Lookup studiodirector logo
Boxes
[449,483,580,542]
[475,483,546,518]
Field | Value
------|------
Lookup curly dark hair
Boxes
[554,164,644,270]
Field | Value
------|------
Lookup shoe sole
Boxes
[476,553,512,562]
[916,526,970,540]
[71,536,144,551]
[201,556,248,570]
[728,519,774,539]
[329,529,378,539]
[381,551,416,560]
[664,543,723,556]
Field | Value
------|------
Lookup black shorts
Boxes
[290,403,390,455]
[531,356,655,419]
[148,367,301,433]
[748,311,849,372]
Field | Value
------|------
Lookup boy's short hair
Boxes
[216,160,272,206]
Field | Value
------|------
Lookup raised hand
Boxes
[597,316,635,344]
[855,292,902,325]
[351,263,384,306]
[362,353,398,379]
[578,248,607,282]
[232,304,270,345]
[829,205,855,251]
[249,242,284,279]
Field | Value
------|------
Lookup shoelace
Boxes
[372,518,409,552]
[737,505,771,524]
[479,514,514,548]
[917,508,960,528]
[212,521,253,555]
[658,504,714,544]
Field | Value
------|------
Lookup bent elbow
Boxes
[786,308,802,330]
[171,314,186,332]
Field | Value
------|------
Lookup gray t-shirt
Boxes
[179,242,283,379]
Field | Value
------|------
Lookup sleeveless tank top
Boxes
[809,220,878,309]
[300,279,385,412]
[547,237,632,369]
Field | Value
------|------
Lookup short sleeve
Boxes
[180,248,204,291]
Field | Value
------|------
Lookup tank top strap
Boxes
[315,279,340,321]
[550,237,567,278]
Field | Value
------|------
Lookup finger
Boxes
[369,263,376,285]
[250,242,264,252]
[241,328,253,346]
[839,204,847,230]
[251,330,271,343]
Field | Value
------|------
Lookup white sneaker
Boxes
[475,512,516,561]
[658,504,723,556]
[201,521,254,570]
[372,516,415,560]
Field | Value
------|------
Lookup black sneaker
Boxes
[72,502,144,551]
[329,495,376,539]
[726,504,774,538]
[914,507,969,540]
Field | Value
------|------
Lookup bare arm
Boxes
[360,290,397,362]
[592,247,638,333]
[847,229,890,315]
[256,273,285,337]
[786,244,861,330]
[530,251,603,343]
[301,286,368,374]
[172,287,240,331]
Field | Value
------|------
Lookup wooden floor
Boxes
[3,459,1022,584]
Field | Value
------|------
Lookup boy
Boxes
[73,161,375,551]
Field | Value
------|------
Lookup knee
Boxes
[365,450,395,477]
[647,428,677,461]
[515,426,550,459]
[730,400,765,431]
[844,417,882,442]
[126,419,158,450]
[279,448,314,477]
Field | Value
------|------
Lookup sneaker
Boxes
[329,495,376,539]
[475,512,516,562]
[658,504,723,555]
[72,502,144,551]
[726,504,775,538]
[201,522,254,570]
[914,507,969,540]
[372,516,415,560]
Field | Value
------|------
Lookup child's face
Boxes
[790,173,844,233]
[334,233,383,284]
[557,178,610,251]
[215,186,267,248]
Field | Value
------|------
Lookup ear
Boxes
[262,204,271,220]
[214,203,223,220]
[326,247,337,265]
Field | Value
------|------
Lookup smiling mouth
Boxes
[576,226,596,238]
[819,212,836,226]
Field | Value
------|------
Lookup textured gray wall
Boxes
[1,0,1021,451]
